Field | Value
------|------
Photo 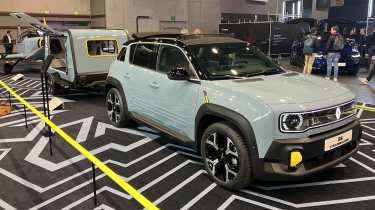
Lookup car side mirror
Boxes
[167,67,188,80]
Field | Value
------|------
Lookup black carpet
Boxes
[0,73,375,210]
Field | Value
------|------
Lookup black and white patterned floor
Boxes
[0,73,375,210]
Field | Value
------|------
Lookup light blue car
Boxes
[105,33,362,190]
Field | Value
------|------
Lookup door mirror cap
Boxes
[167,67,188,80]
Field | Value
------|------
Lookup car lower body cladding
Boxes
[78,73,108,86]
[252,120,361,181]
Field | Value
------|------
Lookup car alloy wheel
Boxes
[205,132,240,183]
[106,90,122,124]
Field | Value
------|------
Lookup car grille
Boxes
[303,101,356,129]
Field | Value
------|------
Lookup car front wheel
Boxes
[106,88,131,127]
[201,122,253,190]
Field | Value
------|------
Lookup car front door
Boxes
[122,43,160,121]
[150,44,201,142]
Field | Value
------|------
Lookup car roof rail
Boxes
[131,33,182,40]
[179,33,234,40]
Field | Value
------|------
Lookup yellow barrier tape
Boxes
[355,104,375,113]
[0,80,159,210]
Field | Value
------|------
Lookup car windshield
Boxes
[188,43,283,79]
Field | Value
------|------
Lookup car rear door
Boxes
[122,43,160,121]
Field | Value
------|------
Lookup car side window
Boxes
[87,40,118,56]
[158,45,190,74]
[117,47,127,62]
[129,44,137,63]
[132,43,159,70]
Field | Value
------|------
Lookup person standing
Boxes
[2,30,13,54]
[303,28,317,75]
[326,26,345,82]
[359,28,375,85]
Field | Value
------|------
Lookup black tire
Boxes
[4,63,13,74]
[46,74,62,95]
[106,88,132,127]
[201,122,253,190]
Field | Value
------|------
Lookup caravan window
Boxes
[87,40,118,57]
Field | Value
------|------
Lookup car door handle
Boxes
[149,82,159,89]
[123,73,131,79]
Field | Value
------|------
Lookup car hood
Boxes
[208,73,354,105]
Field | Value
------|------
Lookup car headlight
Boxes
[352,53,361,58]
[281,114,304,131]
[314,53,326,59]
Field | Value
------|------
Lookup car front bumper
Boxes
[253,120,361,181]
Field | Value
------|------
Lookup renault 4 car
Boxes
[105,33,362,190]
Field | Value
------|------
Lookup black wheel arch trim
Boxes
[105,77,127,104]
[105,77,124,94]
[195,103,259,155]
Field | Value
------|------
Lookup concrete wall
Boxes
[91,0,106,28]
[0,0,90,15]
[311,0,329,20]
[105,0,220,34]
[221,0,281,15]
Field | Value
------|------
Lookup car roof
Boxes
[181,35,245,45]
[128,33,245,46]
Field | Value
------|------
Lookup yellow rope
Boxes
[0,80,159,210]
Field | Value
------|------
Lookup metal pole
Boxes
[44,71,53,156]
[92,163,98,206]
[268,12,272,56]
[367,17,370,36]
[23,104,28,128]
[40,71,47,117]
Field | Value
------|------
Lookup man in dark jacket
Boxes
[2,30,13,54]
[325,26,345,82]
[359,28,375,85]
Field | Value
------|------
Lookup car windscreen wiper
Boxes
[213,74,246,80]
[241,68,283,77]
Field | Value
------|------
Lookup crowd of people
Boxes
[302,25,374,85]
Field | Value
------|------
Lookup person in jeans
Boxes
[326,26,345,82]
[359,28,375,85]
[303,28,317,74]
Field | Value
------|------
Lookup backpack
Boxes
[333,35,345,51]
[303,36,314,54]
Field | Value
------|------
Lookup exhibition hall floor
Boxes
[0,66,375,210]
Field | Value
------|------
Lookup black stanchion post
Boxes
[44,69,53,156]
[8,91,11,110]
[23,104,28,128]
[40,70,47,117]
[92,163,98,206]
[40,55,54,156]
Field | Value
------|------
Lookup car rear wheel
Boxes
[4,63,13,74]
[201,122,253,190]
[106,88,132,127]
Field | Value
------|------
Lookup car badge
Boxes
[335,107,341,120]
